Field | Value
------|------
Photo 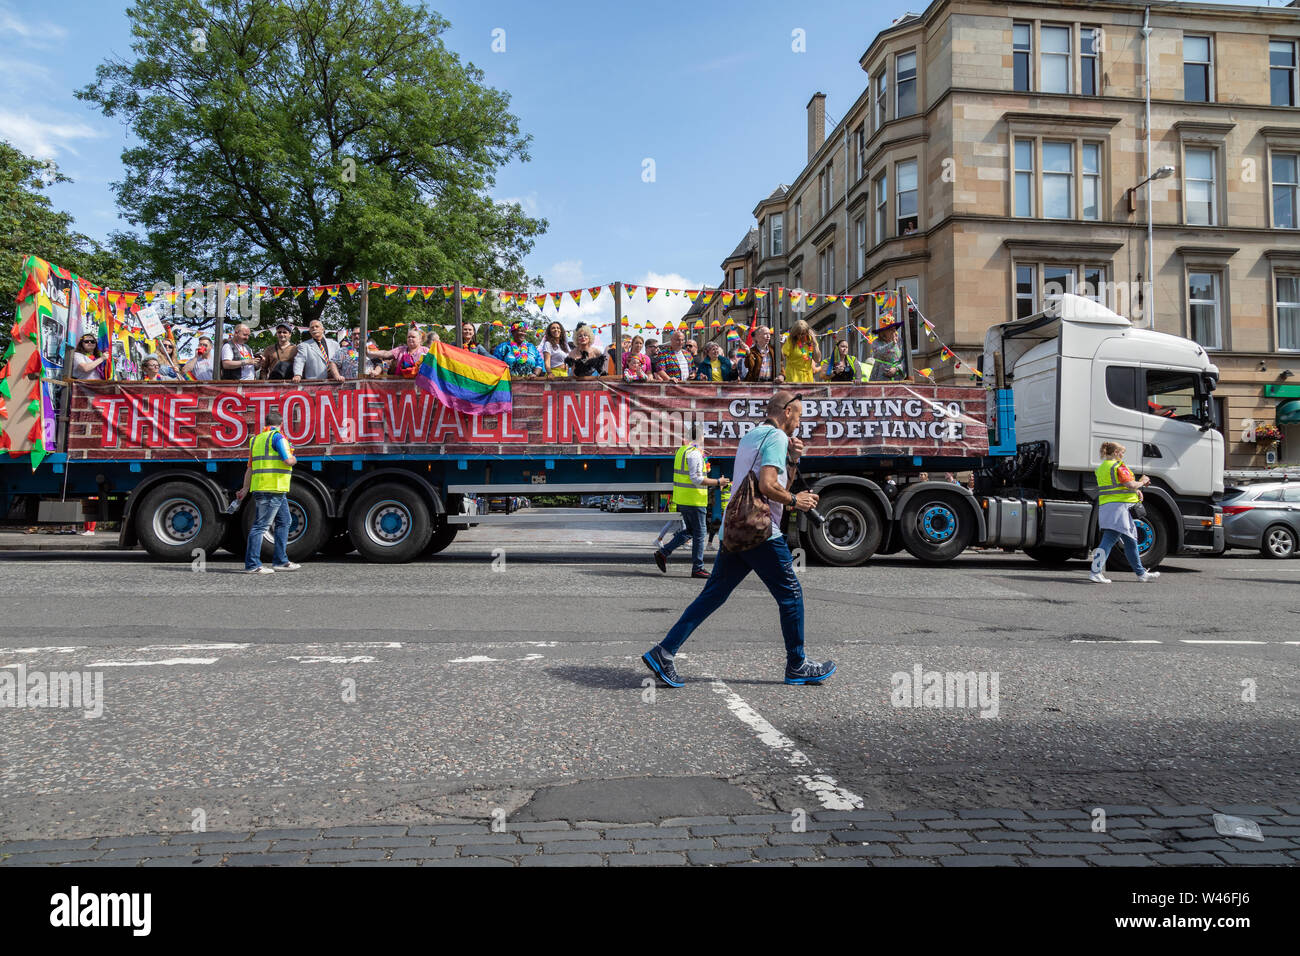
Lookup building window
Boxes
[897,278,920,354]
[1273,40,1298,107]
[1279,276,1300,350]
[818,245,836,294]
[1185,147,1217,225]
[770,213,784,255]
[1184,35,1213,103]
[1014,139,1034,217]
[1015,264,1037,318]
[874,172,888,242]
[1081,266,1107,304]
[1082,143,1101,220]
[855,216,867,278]
[1013,23,1032,92]
[793,199,802,243]
[874,71,887,130]
[896,52,917,117]
[896,159,918,234]
[1042,141,1074,219]
[1081,27,1100,95]
[854,126,866,181]
[1040,25,1071,94]
[733,267,744,290]
[1043,265,1075,303]
[820,161,833,216]
[1188,271,1221,349]
[1274,153,1298,228]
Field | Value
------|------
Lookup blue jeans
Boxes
[1094,529,1146,576]
[246,492,290,569]
[660,537,805,668]
[661,504,707,573]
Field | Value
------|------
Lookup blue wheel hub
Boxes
[920,504,957,543]
[1135,518,1154,555]
[173,511,194,533]
[380,512,403,534]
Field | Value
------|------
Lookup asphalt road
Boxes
[1,510,1297,842]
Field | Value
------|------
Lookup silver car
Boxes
[1221,482,1300,558]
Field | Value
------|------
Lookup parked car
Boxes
[487,495,516,514]
[1221,482,1299,558]
[607,494,646,513]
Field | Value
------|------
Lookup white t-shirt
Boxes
[541,340,569,372]
[221,342,256,380]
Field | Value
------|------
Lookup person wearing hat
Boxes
[260,323,298,380]
[492,322,545,377]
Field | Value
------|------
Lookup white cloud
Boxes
[0,5,68,48]
[0,109,102,161]
[497,192,541,216]
[546,258,586,289]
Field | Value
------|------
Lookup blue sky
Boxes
[2,0,1279,329]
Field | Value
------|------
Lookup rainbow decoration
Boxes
[414,341,512,417]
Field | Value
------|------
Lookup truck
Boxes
[1,293,1223,568]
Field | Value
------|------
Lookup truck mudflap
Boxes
[1178,511,1224,553]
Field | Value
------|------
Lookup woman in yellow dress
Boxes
[781,318,821,383]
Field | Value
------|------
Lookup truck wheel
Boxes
[899,491,974,564]
[805,490,882,566]
[347,482,432,563]
[1110,510,1169,571]
[1024,546,1078,566]
[134,481,223,561]
[1261,524,1296,559]
[242,485,330,563]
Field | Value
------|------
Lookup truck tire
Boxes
[347,482,432,563]
[1110,509,1169,571]
[134,481,224,562]
[1261,523,1296,559]
[242,484,330,563]
[1024,545,1079,566]
[898,490,975,564]
[805,490,882,566]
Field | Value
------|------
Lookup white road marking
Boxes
[1179,640,1268,645]
[285,656,377,664]
[0,647,85,654]
[707,678,865,811]
[301,642,402,650]
[88,658,219,667]
[447,653,546,664]
[1069,639,1164,644]
[137,643,251,651]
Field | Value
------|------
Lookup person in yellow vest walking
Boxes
[1088,440,1158,584]
[654,423,730,579]
[236,410,300,573]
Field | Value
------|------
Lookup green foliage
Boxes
[0,141,129,337]
[528,494,579,508]
[78,0,547,329]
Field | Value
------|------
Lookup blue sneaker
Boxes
[785,658,836,685]
[642,645,684,687]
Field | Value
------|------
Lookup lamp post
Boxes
[1128,164,1175,327]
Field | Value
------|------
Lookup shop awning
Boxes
[1278,399,1300,425]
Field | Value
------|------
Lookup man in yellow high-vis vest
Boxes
[1088,440,1157,584]
[653,422,730,579]
[236,410,299,573]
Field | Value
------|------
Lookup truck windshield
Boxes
[1145,369,1212,425]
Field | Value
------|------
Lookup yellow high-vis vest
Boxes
[672,442,709,507]
[250,427,294,493]
[1095,459,1139,505]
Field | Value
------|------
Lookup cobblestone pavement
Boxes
[4,806,1298,867]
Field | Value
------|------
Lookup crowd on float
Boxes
[67,315,909,386]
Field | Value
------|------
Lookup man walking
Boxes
[236,410,300,574]
[654,422,729,578]
[643,391,837,686]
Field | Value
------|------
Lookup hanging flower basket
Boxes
[1254,423,1282,444]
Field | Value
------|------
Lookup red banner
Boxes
[65,380,988,460]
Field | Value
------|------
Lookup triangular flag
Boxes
[550,292,562,308]
[721,292,734,306]
[588,286,603,301]
[533,294,547,309]
[645,287,658,301]
[685,289,700,301]
[345,283,360,296]
[701,291,715,305]
[753,289,768,300]
[570,290,583,306]
[625,285,638,297]
[405,288,419,301]
[735,289,748,304]
[383,285,398,297]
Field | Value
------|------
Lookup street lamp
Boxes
[1128,165,1174,328]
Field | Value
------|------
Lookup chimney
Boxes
[807,92,826,162]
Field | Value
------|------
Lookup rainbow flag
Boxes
[415,341,512,416]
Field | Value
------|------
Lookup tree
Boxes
[0,141,128,337]
[78,0,547,330]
